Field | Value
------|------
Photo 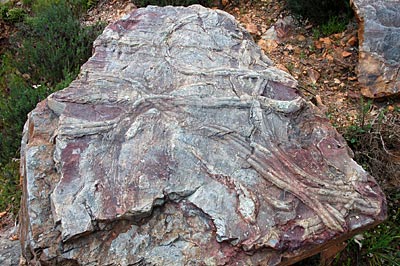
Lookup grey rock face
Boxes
[20,5,386,265]
[0,226,21,266]
[351,0,400,98]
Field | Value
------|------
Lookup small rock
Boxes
[274,16,295,39]
[261,26,278,41]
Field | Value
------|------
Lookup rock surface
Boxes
[0,225,20,266]
[351,0,400,98]
[19,5,386,265]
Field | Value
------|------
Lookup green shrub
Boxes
[86,0,98,9]
[320,16,347,36]
[13,0,103,85]
[5,8,26,23]
[0,0,104,212]
[0,160,21,215]
[133,0,213,7]
[0,4,26,23]
[0,3,10,20]
[286,0,353,24]
[0,73,49,163]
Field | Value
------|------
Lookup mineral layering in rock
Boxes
[19,5,386,265]
[352,0,400,98]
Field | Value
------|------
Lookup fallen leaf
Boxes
[347,36,358,46]
[342,51,352,58]
[320,37,332,46]
[334,78,341,84]
[333,33,341,39]
[294,47,302,55]
[0,211,7,218]
[348,76,358,81]
[314,41,322,49]
[326,54,334,61]
[285,44,294,51]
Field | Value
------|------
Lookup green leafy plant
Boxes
[0,3,26,23]
[320,16,347,36]
[286,62,295,74]
[0,0,104,213]
[0,74,49,163]
[86,0,99,9]
[0,160,21,215]
[0,2,10,21]
[344,97,373,145]
[312,28,320,40]
[13,0,103,85]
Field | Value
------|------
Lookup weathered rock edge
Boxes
[19,5,386,265]
[351,0,400,98]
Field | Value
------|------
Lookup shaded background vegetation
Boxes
[0,0,104,213]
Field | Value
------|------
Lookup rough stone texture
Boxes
[0,225,20,266]
[351,0,400,98]
[19,5,386,265]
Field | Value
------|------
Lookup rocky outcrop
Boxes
[19,5,386,265]
[351,0,400,98]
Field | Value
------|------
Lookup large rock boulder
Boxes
[351,0,400,98]
[19,5,386,265]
